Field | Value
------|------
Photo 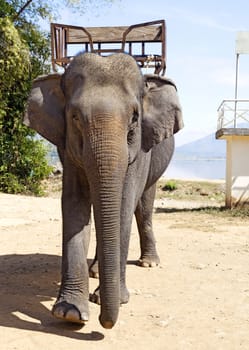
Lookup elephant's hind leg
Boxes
[135,183,160,267]
[89,249,99,278]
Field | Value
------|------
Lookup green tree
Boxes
[0,17,52,195]
[0,1,54,195]
[0,0,114,195]
[1,0,114,23]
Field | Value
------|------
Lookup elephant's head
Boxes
[24,52,183,328]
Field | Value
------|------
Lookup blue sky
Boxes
[42,0,249,146]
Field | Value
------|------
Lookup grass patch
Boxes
[157,179,225,203]
[162,180,178,192]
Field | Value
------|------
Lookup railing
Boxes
[217,99,249,130]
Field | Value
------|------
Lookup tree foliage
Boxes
[0,17,52,195]
[0,0,114,195]
[0,1,52,195]
[0,0,114,23]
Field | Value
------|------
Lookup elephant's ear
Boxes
[24,73,65,148]
[142,74,183,152]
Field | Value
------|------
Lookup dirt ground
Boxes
[1,182,249,350]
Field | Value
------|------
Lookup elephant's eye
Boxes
[129,110,139,130]
[131,110,139,125]
[127,110,139,145]
[72,114,79,121]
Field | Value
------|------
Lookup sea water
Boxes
[49,147,226,181]
[165,158,226,180]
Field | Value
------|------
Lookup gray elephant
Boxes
[24,52,183,329]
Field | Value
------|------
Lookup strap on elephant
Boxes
[51,20,166,75]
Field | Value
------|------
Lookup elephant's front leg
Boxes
[135,183,160,267]
[90,210,133,306]
[52,161,91,324]
[90,177,136,306]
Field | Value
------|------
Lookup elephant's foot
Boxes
[90,285,129,305]
[52,300,89,324]
[137,253,160,268]
[89,287,101,305]
[89,260,99,279]
[121,285,130,304]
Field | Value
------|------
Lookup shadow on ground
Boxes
[154,205,226,214]
[0,253,104,341]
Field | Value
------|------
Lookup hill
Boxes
[175,133,226,159]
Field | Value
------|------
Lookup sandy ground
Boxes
[1,190,249,350]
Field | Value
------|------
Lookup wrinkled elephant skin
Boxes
[25,52,183,329]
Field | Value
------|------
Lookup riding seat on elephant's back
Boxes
[50,20,166,75]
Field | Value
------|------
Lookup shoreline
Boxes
[161,175,225,184]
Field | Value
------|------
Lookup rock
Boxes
[156,320,170,328]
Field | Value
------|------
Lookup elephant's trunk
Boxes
[86,115,127,329]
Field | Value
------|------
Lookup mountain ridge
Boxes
[174,133,226,159]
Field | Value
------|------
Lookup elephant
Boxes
[24,52,183,329]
